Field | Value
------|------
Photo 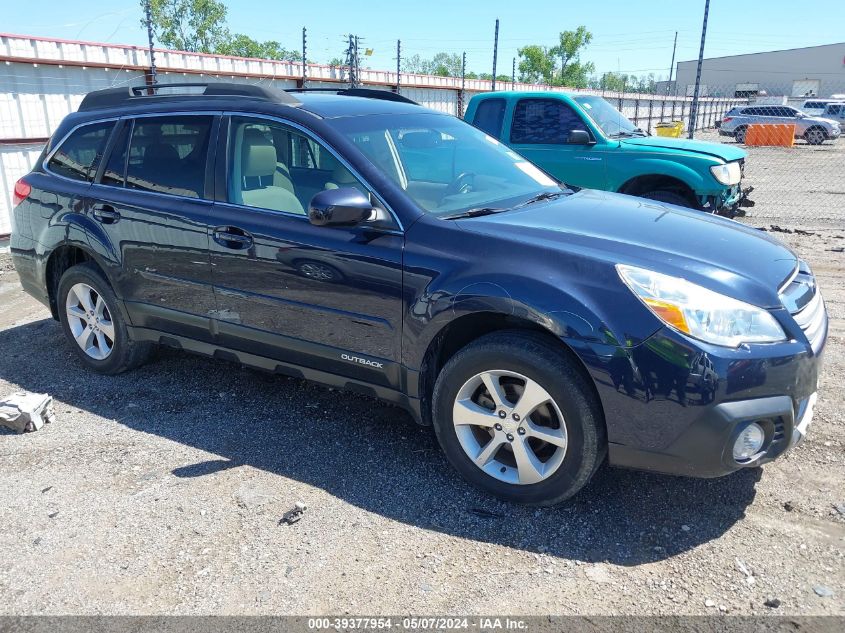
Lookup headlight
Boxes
[617,265,786,347]
[710,162,741,186]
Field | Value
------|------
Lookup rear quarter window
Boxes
[471,98,506,138]
[46,121,114,181]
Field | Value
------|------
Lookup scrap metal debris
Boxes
[0,392,55,433]
[279,501,307,525]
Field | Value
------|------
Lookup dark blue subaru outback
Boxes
[10,83,827,505]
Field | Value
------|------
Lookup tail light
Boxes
[722,116,733,123]
[12,177,31,208]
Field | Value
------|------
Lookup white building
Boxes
[673,42,845,99]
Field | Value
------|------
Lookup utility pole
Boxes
[395,39,401,93]
[459,51,466,117]
[688,0,710,139]
[301,27,307,87]
[354,35,360,87]
[491,18,499,91]
[345,34,357,88]
[143,0,157,86]
[667,31,677,95]
[512,57,516,88]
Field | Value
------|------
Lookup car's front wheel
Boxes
[431,331,606,506]
[57,263,154,374]
[734,126,748,144]
[803,127,826,145]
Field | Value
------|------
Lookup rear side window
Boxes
[125,116,214,198]
[471,99,506,138]
[47,121,114,182]
[511,99,587,144]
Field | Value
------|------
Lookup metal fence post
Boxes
[647,99,653,133]
[634,98,639,127]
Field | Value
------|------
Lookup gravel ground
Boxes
[0,139,843,616]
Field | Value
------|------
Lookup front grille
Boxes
[780,261,827,353]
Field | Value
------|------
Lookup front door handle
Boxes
[92,204,120,224]
[213,226,254,250]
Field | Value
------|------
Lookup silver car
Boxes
[719,105,841,145]
[819,102,845,125]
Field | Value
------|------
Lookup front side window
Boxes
[227,116,366,215]
[125,116,213,198]
[471,98,506,138]
[511,99,588,144]
[331,113,561,217]
[47,121,114,182]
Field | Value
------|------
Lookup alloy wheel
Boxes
[65,283,115,360]
[805,129,825,145]
[452,370,568,485]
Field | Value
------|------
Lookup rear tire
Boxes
[57,263,154,375]
[640,190,695,209]
[734,126,748,144]
[431,331,606,506]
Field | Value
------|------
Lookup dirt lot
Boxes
[0,135,843,616]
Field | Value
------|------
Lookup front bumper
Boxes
[588,324,826,479]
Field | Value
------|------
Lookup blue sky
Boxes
[4,0,843,79]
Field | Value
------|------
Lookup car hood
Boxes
[457,189,797,308]
[619,136,746,162]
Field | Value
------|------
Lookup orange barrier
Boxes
[745,124,795,147]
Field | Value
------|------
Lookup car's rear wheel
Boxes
[57,263,154,374]
[640,190,695,209]
[431,331,606,506]
[803,127,826,145]
[734,126,748,144]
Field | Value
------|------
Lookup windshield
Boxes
[330,113,563,217]
[573,95,642,138]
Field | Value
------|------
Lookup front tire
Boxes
[803,127,826,145]
[431,331,606,506]
[734,126,748,144]
[640,190,695,209]
[57,263,154,374]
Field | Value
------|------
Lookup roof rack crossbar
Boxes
[78,82,300,111]
[288,87,418,105]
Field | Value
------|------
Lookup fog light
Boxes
[733,423,765,462]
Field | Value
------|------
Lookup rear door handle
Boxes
[92,204,120,224]
[213,226,254,249]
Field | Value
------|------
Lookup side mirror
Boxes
[308,187,373,227]
[567,129,592,145]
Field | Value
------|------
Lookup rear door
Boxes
[207,115,405,387]
[507,98,606,189]
[87,113,219,341]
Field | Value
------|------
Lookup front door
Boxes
[88,114,219,341]
[207,115,404,388]
[507,98,607,189]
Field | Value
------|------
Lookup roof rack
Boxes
[78,82,300,112]
[288,87,418,105]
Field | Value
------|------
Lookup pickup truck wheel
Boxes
[734,126,748,144]
[431,331,606,506]
[57,263,154,375]
[803,127,826,145]
[640,190,695,208]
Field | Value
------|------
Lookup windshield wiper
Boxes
[441,207,507,220]
[610,129,647,139]
[513,191,567,208]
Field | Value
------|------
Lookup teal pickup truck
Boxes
[464,92,753,216]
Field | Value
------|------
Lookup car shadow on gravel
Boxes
[0,318,761,566]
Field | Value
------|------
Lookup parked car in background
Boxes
[720,105,841,145]
[10,83,827,505]
[819,102,845,125]
[465,92,752,217]
[801,98,840,116]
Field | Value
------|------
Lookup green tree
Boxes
[550,26,595,88]
[144,0,229,53]
[216,34,302,61]
[517,44,556,84]
[428,52,462,77]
